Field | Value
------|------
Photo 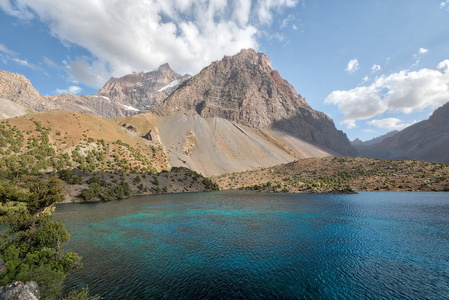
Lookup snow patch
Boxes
[157,80,180,92]
[123,104,140,111]
[94,95,110,101]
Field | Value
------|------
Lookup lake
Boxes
[53,191,449,299]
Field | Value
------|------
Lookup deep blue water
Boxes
[53,191,449,299]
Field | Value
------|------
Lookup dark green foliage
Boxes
[80,179,131,201]
[0,177,81,299]
[202,178,219,191]
[58,169,83,185]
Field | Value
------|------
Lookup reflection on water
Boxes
[53,191,449,299]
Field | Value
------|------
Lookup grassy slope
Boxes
[0,111,218,201]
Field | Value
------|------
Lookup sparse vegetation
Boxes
[214,157,449,193]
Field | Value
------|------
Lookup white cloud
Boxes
[367,118,416,130]
[280,14,294,29]
[256,0,298,25]
[0,43,17,55]
[413,47,429,60]
[12,58,40,70]
[418,48,429,54]
[55,85,82,95]
[0,0,299,88]
[325,60,449,128]
[440,1,449,9]
[362,75,369,82]
[345,59,359,73]
[292,24,298,30]
[371,64,381,73]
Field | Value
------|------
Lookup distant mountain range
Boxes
[1,48,448,172]
[355,102,449,163]
[352,131,399,147]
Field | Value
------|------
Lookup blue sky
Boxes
[1,0,449,141]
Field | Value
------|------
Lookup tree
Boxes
[0,177,81,299]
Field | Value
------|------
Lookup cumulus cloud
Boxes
[367,118,416,130]
[0,0,299,88]
[55,85,82,95]
[325,60,449,128]
[345,59,359,73]
[0,43,17,55]
[371,64,381,73]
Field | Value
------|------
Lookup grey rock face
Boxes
[18,282,40,300]
[0,281,40,300]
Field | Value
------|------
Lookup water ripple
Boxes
[53,191,449,299]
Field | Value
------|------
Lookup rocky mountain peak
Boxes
[155,48,310,126]
[158,63,173,73]
[155,49,354,155]
[0,70,50,111]
[97,63,190,113]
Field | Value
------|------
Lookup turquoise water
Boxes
[53,191,449,299]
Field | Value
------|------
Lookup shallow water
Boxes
[53,191,449,299]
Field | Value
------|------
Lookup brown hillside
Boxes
[214,157,449,193]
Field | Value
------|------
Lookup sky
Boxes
[1,0,449,141]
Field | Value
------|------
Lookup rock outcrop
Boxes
[155,49,354,155]
[0,281,40,300]
[356,102,449,163]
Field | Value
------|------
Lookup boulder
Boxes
[0,281,40,300]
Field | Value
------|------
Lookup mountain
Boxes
[0,49,356,176]
[0,64,189,118]
[0,99,33,119]
[97,63,190,113]
[351,130,399,147]
[356,102,449,163]
[0,70,47,112]
[155,49,354,156]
